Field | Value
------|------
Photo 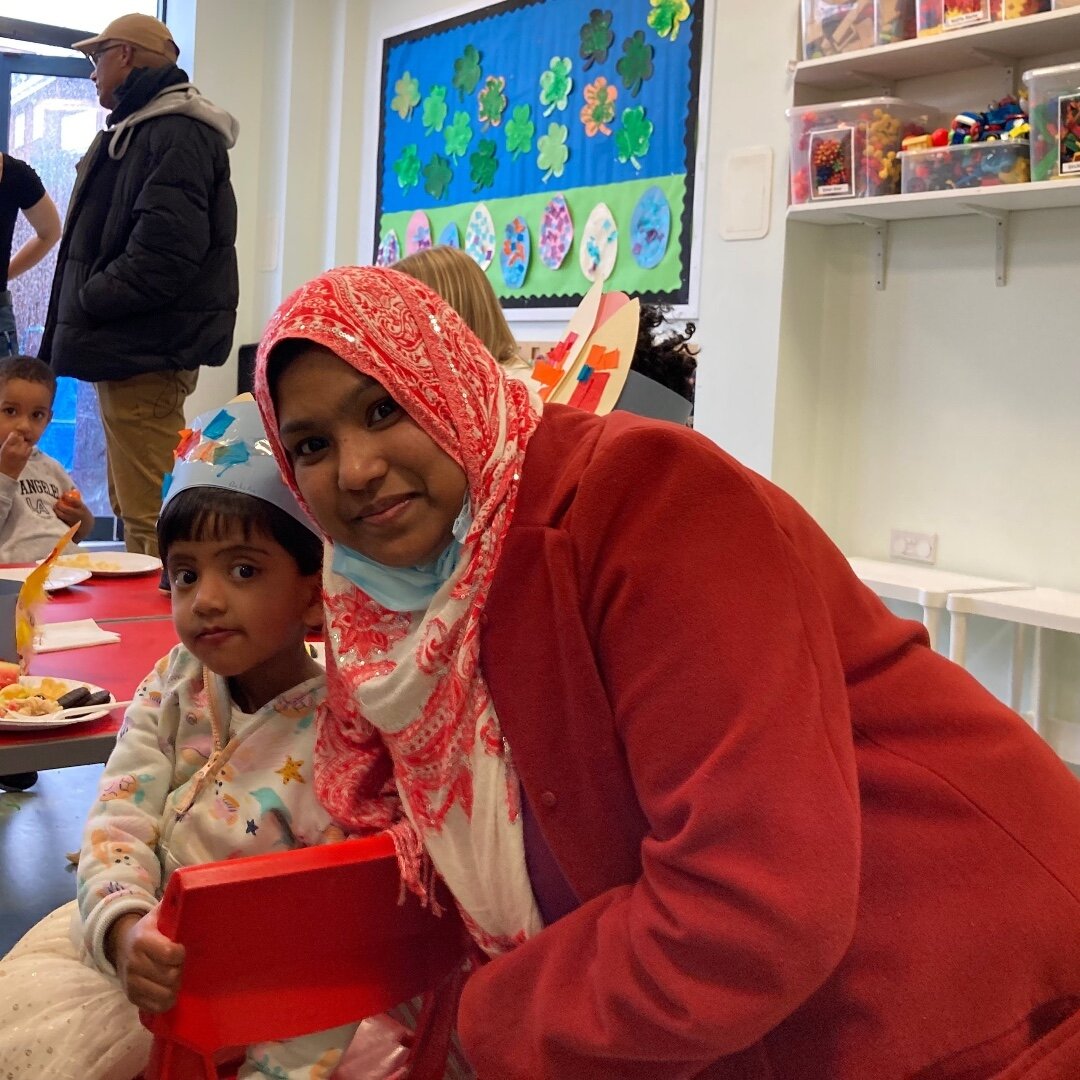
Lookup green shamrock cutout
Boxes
[617,31,655,97]
[579,9,615,70]
[393,143,421,191]
[444,111,473,163]
[539,56,573,117]
[648,0,692,42]
[537,122,570,182]
[505,104,535,160]
[422,85,448,135]
[615,105,654,170]
[453,44,483,102]
[391,71,420,121]
[477,75,508,130]
[423,153,453,200]
[469,138,499,193]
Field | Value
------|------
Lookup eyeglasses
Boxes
[87,43,123,69]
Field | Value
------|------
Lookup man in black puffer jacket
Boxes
[39,13,238,556]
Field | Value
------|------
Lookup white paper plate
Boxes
[0,566,92,591]
[53,552,162,577]
[0,677,114,731]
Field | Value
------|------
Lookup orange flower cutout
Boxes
[580,76,617,137]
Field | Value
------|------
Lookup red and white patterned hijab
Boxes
[255,266,544,952]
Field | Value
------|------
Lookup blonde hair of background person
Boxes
[393,245,527,371]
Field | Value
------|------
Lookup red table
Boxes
[31,572,172,624]
[0,575,178,774]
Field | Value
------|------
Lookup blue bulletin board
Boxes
[374,0,707,314]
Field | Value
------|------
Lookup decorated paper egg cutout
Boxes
[579,202,618,283]
[405,210,432,255]
[539,194,573,270]
[629,186,671,269]
[464,203,496,270]
[499,216,531,289]
[375,229,400,267]
[438,221,460,248]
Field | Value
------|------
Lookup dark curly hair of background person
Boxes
[632,304,698,402]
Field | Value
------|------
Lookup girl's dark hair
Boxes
[157,487,322,575]
[631,304,698,402]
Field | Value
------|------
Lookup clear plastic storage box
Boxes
[901,141,1031,192]
[787,98,936,203]
[801,0,916,59]
[917,0,1050,36]
[1023,62,1080,181]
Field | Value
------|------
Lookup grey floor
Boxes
[0,764,103,954]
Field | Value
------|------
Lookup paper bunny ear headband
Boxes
[529,280,692,424]
[161,394,312,529]
[529,280,638,413]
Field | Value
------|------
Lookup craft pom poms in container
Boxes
[787,97,937,203]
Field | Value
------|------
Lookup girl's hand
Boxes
[107,906,186,1013]
[54,488,93,540]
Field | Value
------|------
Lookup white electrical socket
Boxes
[890,529,938,564]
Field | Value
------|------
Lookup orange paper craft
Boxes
[530,361,564,388]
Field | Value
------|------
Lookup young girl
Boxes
[255,266,1080,1079]
[0,398,360,1080]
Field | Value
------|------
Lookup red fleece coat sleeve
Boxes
[458,425,864,1078]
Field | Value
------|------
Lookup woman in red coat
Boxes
[255,265,1080,1080]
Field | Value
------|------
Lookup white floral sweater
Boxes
[76,644,339,972]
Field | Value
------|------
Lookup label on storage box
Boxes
[1059,93,1080,175]
[809,127,855,199]
[943,0,991,28]
[812,0,861,16]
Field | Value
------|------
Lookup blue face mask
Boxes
[330,497,472,612]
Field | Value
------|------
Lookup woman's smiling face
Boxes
[272,344,468,569]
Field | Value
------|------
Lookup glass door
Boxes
[1,52,110,516]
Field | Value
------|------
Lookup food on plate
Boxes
[56,554,122,572]
[0,679,111,719]
[57,686,92,710]
[1,694,59,716]
[0,661,20,688]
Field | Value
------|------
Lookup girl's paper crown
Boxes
[161,394,313,529]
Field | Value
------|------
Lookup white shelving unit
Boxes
[946,587,1080,740]
[846,556,1030,651]
[786,179,1080,224]
[795,8,1080,89]
[787,10,1080,287]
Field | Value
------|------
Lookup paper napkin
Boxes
[35,619,121,654]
